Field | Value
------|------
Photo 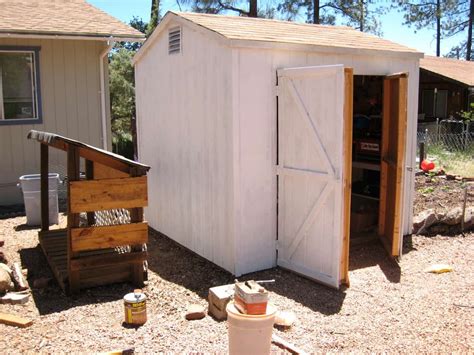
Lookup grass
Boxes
[425,143,474,177]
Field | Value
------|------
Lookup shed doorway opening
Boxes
[350,75,384,244]
[348,73,408,264]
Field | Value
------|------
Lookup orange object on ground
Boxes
[421,159,435,172]
[234,280,268,315]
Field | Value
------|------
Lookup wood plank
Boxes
[70,251,147,271]
[94,162,129,180]
[40,144,49,231]
[0,313,33,328]
[69,176,148,213]
[78,264,132,290]
[85,160,95,226]
[340,67,353,287]
[71,222,148,252]
[67,146,81,294]
[378,74,408,258]
[39,228,67,238]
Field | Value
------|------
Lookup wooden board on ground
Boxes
[0,312,33,328]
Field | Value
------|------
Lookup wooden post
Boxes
[67,147,81,294]
[85,160,95,226]
[130,167,145,286]
[40,144,49,232]
[419,142,425,169]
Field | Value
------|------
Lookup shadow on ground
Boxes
[17,225,416,316]
[146,229,346,315]
[19,244,133,315]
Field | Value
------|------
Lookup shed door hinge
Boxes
[275,85,281,97]
[275,240,280,250]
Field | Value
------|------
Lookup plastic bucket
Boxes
[226,302,276,355]
[18,173,60,226]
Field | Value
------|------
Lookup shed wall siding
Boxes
[0,38,107,205]
[233,48,419,273]
[135,24,235,273]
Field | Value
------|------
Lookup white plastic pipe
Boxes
[99,42,113,150]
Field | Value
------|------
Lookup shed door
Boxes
[378,73,408,258]
[276,65,348,288]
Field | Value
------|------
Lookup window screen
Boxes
[0,48,41,123]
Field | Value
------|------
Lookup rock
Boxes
[0,268,14,293]
[0,292,30,305]
[463,207,474,228]
[0,240,4,247]
[33,277,52,289]
[275,311,296,328]
[442,207,463,226]
[413,209,440,234]
[185,304,206,320]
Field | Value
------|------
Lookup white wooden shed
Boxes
[133,12,423,288]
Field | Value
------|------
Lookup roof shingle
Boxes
[0,0,144,40]
[175,12,421,55]
[420,55,474,87]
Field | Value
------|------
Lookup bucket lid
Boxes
[226,302,276,318]
[124,290,147,303]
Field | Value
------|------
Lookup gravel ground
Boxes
[0,211,473,353]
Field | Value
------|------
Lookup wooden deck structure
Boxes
[28,130,150,294]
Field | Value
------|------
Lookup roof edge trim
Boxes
[0,31,145,42]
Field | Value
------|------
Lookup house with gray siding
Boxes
[0,0,144,205]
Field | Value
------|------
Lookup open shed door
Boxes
[378,73,408,258]
[276,65,352,289]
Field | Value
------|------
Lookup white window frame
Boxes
[0,46,42,125]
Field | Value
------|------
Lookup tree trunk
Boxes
[313,0,320,24]
[436,0,441,56]
[360,0,364,32]
[249,0,258,17]
[467,0,473,60]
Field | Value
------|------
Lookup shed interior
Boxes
[350,75,384,243]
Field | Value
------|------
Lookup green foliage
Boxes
[147,0,161,36]
[458,102,474,122]
[427,142,474,177]
[419,186,435,194]
[109,48,135,121]
[179,0,259,17]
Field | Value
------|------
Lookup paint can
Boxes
[124,289,147,325]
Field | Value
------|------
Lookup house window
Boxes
[0,47,42,125]
[421,89,447,119]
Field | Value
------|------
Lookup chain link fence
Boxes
[416,119,474,176]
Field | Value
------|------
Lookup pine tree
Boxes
[396,0,472,58]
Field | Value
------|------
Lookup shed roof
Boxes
[28,130,150,175]
[420,56,474,87]
[0,0,144,41]
[176,12,420,54]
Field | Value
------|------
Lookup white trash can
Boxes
[227,302,276,355]
[18,173,60,226]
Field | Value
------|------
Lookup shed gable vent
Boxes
[168,27,181,54]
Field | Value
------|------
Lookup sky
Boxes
[89,0,466,57]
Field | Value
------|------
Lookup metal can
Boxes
[124,289,147,325]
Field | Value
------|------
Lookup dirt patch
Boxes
[0,214,473,353]
[414,174,473,216]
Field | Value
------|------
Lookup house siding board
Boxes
[135,24,235,273]
[0,38,106,205]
